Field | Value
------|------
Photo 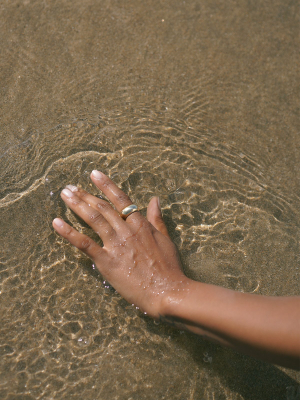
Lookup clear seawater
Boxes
[0,1,299,399]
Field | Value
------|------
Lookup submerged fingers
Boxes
[65,184,123,229]
[54,171,150,253]
[60,187,117,241]
[52,218,105,261]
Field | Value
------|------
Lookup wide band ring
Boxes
[120,204,139,220]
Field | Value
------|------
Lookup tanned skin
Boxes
[52,171,300,370]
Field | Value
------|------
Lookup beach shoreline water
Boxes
[0,0,299,398]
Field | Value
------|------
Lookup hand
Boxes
[52,170,189,318]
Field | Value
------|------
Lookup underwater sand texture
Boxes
[1,0,299,399]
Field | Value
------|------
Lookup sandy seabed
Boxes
[0,1,299,399]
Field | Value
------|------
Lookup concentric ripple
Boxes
[0,104,299,399]
[1,0,300,397]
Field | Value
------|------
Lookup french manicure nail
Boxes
[66,185,78,192]
[91,170,103,180]
[62,188,74,198]
[53,218,64,228]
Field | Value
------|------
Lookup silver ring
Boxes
[120,204,139,220]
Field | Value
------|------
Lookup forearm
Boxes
[161,279,300,369]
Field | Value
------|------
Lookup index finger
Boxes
[90,170,143,222]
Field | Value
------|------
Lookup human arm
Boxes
[52,171,300,370]
[161,281,300,369]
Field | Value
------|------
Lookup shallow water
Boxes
[1,0,299,399]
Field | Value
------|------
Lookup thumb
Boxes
[147,197,170,238]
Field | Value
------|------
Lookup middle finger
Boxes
[90,170,144,223]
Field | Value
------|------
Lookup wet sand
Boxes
[0,0,299,399]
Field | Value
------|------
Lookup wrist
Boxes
[159,277,197,319]
[158,279,239,344]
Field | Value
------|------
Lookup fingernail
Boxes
[66,185,78,192]
[157,197,161,211]
[62,188,74,197]
[91,170,103,180]
[53,218,64,228]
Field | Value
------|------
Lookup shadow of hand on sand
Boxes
[144,318,299,400]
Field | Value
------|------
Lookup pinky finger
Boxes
[52,218,104,261]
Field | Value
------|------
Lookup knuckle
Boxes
[96,201,111,213]
[116,193,130,204]
[89,212,103,223]
[71,198,81,205]
[79,237,93,251]
[102,179,114,189]
[134,218,150,233]
[79,190,88,199]
[65,225,73,235]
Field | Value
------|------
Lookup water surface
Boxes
[0,0,299,399]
